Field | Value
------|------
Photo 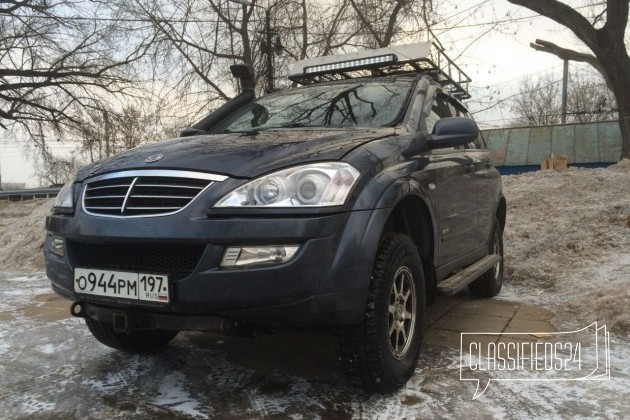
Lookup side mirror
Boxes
[428,117,479,149]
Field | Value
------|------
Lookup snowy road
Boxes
[1,273,628,419]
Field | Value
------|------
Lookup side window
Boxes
[448,99,484,150]
[420,90,451,134]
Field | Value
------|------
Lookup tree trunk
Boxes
[617,96,630,160]
[620,111,630,159]
[594,44,630,159]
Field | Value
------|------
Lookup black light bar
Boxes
[303,54,397,75]
[288,42,472,100]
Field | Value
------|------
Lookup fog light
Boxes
[49,234,65,257]
[221,245,299,268]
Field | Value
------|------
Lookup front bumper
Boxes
[45,208,387,327]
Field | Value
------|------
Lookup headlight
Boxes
[215,162,360,207]
[51,182,74,214]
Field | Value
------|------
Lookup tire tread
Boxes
[337,232,423,393]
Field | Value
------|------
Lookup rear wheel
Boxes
[468,217,504,297]
[337,233,425,393]
[85,318,178,352]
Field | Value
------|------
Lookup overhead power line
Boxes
[470,78,563,113]
[8,14,233,24]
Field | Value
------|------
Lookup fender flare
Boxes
[353,177,439,308]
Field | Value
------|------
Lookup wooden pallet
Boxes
[541,153,568,170]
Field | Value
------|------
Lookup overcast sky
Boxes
[0,0,602,187]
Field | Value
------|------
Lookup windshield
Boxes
[213,79,413,133]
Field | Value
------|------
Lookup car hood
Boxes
[75,128,395,181]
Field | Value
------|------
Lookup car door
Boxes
[420,88,478,266]
[449,101,501,249]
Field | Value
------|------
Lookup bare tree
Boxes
[506,0,630,158]
[130,0,434,106]
[511,74,563,126]
[70,104,165,162]
[0,0,155,137]
[2,0,444,168]
[511,69,616,126]
[348,0,428,48]
[568,71,616,123]
[33,146,81,187]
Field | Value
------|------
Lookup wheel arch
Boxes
[382,195,434,265]
[364,177,438,304]
[496,194,506,231]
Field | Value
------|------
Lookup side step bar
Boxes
[437,254,501,296]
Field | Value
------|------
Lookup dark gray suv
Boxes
[45,43,505,392]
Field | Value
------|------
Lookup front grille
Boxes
[68,241,206,281]
[83,170,227,217]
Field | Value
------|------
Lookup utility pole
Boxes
[264,8,274,93]
[103,109,110,157]
[561,59,568,124]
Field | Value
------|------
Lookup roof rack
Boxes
[288,42,472,100]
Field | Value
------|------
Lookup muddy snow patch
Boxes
[17,394,56,415]
[0,198,52,273]
[153,371,208,419]
[36,343,58,355]
[502,161,630,336]
[0,330,9,355]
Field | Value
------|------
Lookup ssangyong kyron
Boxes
[45,42,506,392]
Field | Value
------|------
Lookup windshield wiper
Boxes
[278,122,312,128]
[213,128,260,135]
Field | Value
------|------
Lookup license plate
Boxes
[74,268,169,303]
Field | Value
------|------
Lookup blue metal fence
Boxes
[482,120,622,169]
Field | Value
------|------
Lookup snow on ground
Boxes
[501,160,630,335]
[0,274,628,419]
[0,198,52,273]
[0,162,629,418]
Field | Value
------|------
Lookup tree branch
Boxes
[530,39,601,71]
[348,0,383,47]
[529,39,612,90]
[383,0,407,47]
[507,0,599,51]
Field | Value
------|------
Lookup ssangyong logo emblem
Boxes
[145,154,164,163]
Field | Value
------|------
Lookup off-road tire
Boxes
[337,232,425,393]
[85,318,178,352]
[468,217,504,297]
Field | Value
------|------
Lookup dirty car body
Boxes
[45,43,505,392]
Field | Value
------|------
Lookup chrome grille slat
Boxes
[125,207,181,210]
[129,195,193,199]
[83,170,223,218]
[134,184,204,189]
[87,184,133,190]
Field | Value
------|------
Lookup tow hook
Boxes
[70,301,85,318]
[112,313,129,334]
